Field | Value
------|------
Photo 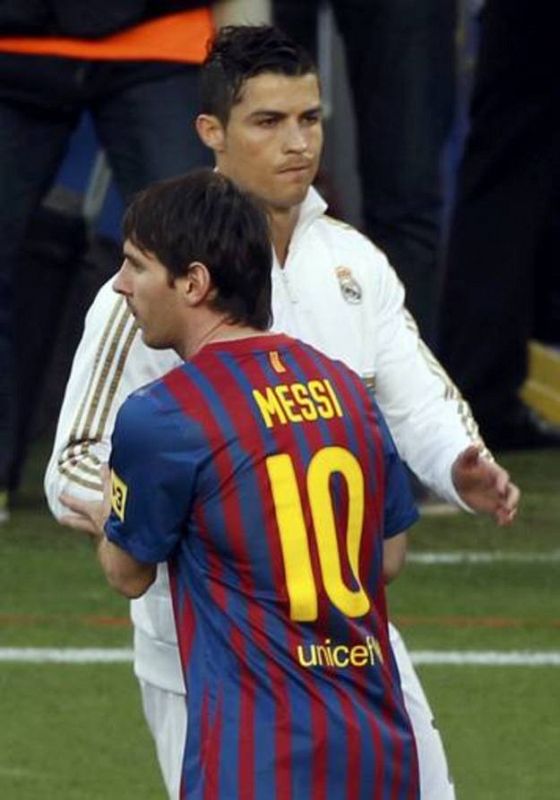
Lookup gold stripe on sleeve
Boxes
[58,297,137,490]
[81,301,132,439]
[68,296,126,444]
[94,319,139,439]
[57,454,101,479]
[403,310,492,460]
[58,464,104,492]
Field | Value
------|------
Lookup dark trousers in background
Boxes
[0,54,208,490]
[438,0,560,435]
[273,0,457,343]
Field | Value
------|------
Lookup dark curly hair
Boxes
[201,24,318,124]
[123,169,272,330]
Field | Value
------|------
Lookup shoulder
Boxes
[313,214,388,262]
[306,213,395,289]
[112,366,208,480]
[294,337,369,398]
[115,386,162,439]
[126,363,196,418]
[112,386,183,478]
[115,371,184,447]
[300,214,401,310]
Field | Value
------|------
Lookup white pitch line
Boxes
[407,550,560,565]
[411,651,560,666]
[1,648,560,666]
[0,648,133,663]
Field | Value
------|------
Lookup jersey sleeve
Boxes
[371,398,419,538]
[367,247,491,509]
[44,278,180,519]
[105,390,198,564]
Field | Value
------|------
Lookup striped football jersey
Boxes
[106,333,419,800]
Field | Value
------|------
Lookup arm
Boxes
[383,532,407,583]
[98,537,156,598]
[369,249,519,522]
[44,278,180,518]
[60,467,156,599]
[369,394,417,582]
[452,445,519,526]
[212,0,270,27]
[60,393,195,597]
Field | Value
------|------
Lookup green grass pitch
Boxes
[1,443,559,798]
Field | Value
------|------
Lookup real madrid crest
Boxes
[335,266,362,304]
[335,267,362,305]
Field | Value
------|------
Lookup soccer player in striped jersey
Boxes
[63,168,420,799]
[50,25,520,800]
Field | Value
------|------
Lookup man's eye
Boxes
[258,118,278,128]
[303,114,321,126]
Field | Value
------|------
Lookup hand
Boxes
[452,445,520,526]
[59,465,112,539]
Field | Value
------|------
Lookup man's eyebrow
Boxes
[123,249,142,267]
[248,104,323,120]
[301,105,323,115]
[247,109,287,119]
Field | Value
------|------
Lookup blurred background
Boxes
[0,1,559,798]
[5,0,559,495]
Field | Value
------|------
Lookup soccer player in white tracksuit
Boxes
[46,25,519,800]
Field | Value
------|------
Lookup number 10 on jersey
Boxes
[266,446,371,622]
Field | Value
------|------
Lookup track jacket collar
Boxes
[289,186,328,247]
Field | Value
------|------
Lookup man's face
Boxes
[209,72,323,211]
[113,240,182,350]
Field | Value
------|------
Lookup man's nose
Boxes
[284,123,308,153]
[112,263,130,296]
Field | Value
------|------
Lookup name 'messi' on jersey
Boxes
[252,378,344,428]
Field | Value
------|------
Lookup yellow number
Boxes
[308,447,370,618]
[266,446,370,621]
[111,470,128,522]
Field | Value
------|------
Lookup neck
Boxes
[269,205,300,266]
[177,315,268,361]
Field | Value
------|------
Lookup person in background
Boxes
[0,0,213,521]
[214,0,271,26]
[439,0,560,451]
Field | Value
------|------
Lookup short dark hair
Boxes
[201,24,318,124]
[122,169,272,330]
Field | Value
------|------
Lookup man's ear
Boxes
[178,262,212,306]
[196,114,226,153]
